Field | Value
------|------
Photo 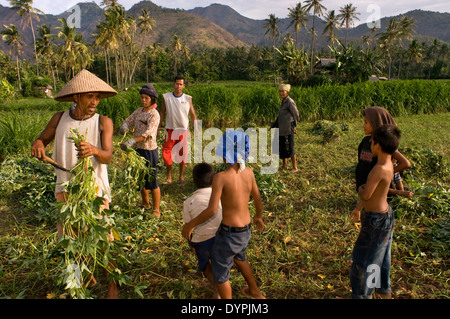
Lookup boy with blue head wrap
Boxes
[215,130,250,172]
[182,130,265,299]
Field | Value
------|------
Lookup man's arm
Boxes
[189,99,198,135]
[159,98,166,130]
[182,174,223,240]
[289,100,300,124]
[31,112,63,160]
[77,116,113,164]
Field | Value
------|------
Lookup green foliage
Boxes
[109,145,153,210]
[96,80,449,129]
[0,79,15,102]
[0,86,449,299]
[55,128,129,298]
[0,155,55,220]
[402,147,449,179]
[0,111,49,161]
[392,180,449,219]
[308,120,349,142]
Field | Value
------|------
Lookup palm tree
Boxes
[398,16,416,42]
[1,24,23,90]
[396,16,416,77]
[54,18,92,79]
[378,17,399,80]
[264,14,281,48]
[36,24,56,88]
[337,3,360,47]
[170,34,182,77]
[181,41,190,73]
[323,10,341,46]
[405,39,423,79]
[130,9,156,81]
[10,0,44,76]
[95,5,132,89]
[287,3,309,48]
[304,0,327,73]
[100,0,121,10]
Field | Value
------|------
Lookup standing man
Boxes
[277,83,300,171]
[31,68,119,299]
[159,75,198,183]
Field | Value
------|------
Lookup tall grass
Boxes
[1,80,448,159]
[97,80,450,128]
[0,111,55,160]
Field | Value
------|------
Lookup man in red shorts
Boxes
[159,75,198,183]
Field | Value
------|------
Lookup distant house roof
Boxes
[314,58,336,69]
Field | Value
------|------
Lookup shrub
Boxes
[0,79,15,102]
[308,120,349,143]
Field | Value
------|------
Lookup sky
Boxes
[0,0,448,26]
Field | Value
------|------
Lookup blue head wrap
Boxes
[215,130,250,171]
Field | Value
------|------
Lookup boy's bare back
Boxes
[358,159,393,213]
[213,165,256,227]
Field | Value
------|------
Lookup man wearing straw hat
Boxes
[31,68,119,298]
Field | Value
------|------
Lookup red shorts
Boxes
[162,129,189,165]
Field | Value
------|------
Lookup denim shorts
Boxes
[350,207,394,299]
[211,224,251,284]
[190,237,215,272]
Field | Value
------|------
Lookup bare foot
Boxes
[152,210,161,217]
[241,286,266,299]
[105,282,119,299]
[84,274,97,288]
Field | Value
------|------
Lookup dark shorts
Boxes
[211,223,251,284]
[279,134,295,159]
[190,237,216,272]
[136,148,159,190]
[350,207,394,299]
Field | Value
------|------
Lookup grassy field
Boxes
[0,107,448,299]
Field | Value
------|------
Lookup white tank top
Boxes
[53,110,111,202]
[163,92,191,130]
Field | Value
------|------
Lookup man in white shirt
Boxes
[159,76,198,183]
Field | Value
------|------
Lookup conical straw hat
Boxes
[55,69,117,102]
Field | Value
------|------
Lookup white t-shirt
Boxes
[53,111,111,202]
[183,188,222,243]
[163,92,191,130]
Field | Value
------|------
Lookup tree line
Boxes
[1,0,449,99]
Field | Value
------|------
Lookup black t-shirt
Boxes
[355,136,377,191]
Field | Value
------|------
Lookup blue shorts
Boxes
[190,237,215,272]
[136,148,159,190]
[211,223,251,284]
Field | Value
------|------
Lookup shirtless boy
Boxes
[182,130,265,299]
[350,124,401,299]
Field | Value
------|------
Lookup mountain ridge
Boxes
[1,1,449,59]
